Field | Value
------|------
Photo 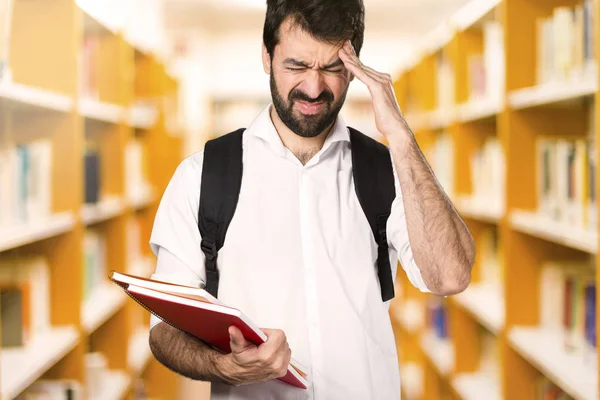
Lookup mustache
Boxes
[289,89,334,104]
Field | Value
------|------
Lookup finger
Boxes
[262,328,286,345]
[339,48,384,80]
[276,347,292,378]
[339,50,379,85]
[340,43,391,83]
[229,325,251,351]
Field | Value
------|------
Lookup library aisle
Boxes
[392,0,599,399]
[0,0,184,398]
[1,0,598,399]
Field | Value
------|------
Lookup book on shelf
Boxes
[466,20,505,105]
[470,136,505,212]
[435,48,455,111]
[1,286,25,347]
[425,131,454,198]
[125,138,153,203]
[18,380,83,400]
[479,227,504,286]
[85,352,108,399]
[479,327,500,380]
[536,128,596,231]
[586,104,597,230]
[126,216,142,269]
[109,271,309,389]
[0,0,13,82]
[79,34,100,100]
[483,20,505,105]
[0,140,53,230]
[84,145,101,205]
[536,1,597,84]
[426,297,449,340]
[0,255,51,347]
[539,259,596,366]
[535,376,575,400]
[83,229,107,302]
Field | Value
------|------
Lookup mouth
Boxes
[295,100,326,115]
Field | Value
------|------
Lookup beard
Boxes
[270,68,348,138]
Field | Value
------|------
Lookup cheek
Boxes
[275,72,302,97]
[324,75,349,99]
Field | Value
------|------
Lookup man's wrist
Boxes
[386,123,415,155]
[211,352,238,386]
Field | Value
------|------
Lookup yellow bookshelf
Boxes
[392,0,599,400]
[0,1,183,399]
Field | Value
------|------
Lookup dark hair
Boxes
[263,0,365,59]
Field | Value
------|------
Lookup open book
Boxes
[109,271,308,389]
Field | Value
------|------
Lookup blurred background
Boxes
[0,0,598,399]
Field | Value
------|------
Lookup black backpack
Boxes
[197,127,397,302]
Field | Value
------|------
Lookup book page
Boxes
[110,271,225,306]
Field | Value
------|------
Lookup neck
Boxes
[269,105,334,165]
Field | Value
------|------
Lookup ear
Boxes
[262,43,271,74]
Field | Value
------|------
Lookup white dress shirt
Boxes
[148,104,431,400]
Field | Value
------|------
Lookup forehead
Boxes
[275,18,343,63]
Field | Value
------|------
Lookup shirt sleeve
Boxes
[386,153,431,293]
[149,247,204,330]
[147,152,207,331]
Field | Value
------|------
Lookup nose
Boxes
[301,70,326,100]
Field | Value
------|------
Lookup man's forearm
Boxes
[388,125,475,296]
[149,322,229,383]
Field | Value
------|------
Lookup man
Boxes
[148,0,475,399]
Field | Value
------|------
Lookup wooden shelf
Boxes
[81,197,126,226]
[449,0,503,31]
[128,257,154,278]
[457,98,502,123]
[0,1,184,397]
[392,298,424,334]
[510,210,597,253]
[451,372,502,400]
[394,1,600,399]
[0,212,76,253]
[98,370,131,400]
[78,98,124,124]
[508,68,597,110]
[420,331,454,377]
[128,188,156,211]
[429,107,456,130]
[405,108,455,132]
[456,196,504,224]
[508,327,597,400]
[128,104,159,129]
[453,283,505,335]
[1,326,79,400]
[405,111,430,133]
[0,80,73,112]
[128,327,152,376]
[82,282,128,334]
[400,362,424,400]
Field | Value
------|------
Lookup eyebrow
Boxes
[283,58,344,69]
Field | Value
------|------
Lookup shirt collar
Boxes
[246,103,350,159]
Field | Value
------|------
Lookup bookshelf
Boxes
[0,0,184,399]
[392,0,599,399]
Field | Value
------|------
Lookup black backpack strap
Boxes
[198,128,245,298]
[348,127,397,302]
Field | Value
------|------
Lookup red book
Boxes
[110,271,308,389]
